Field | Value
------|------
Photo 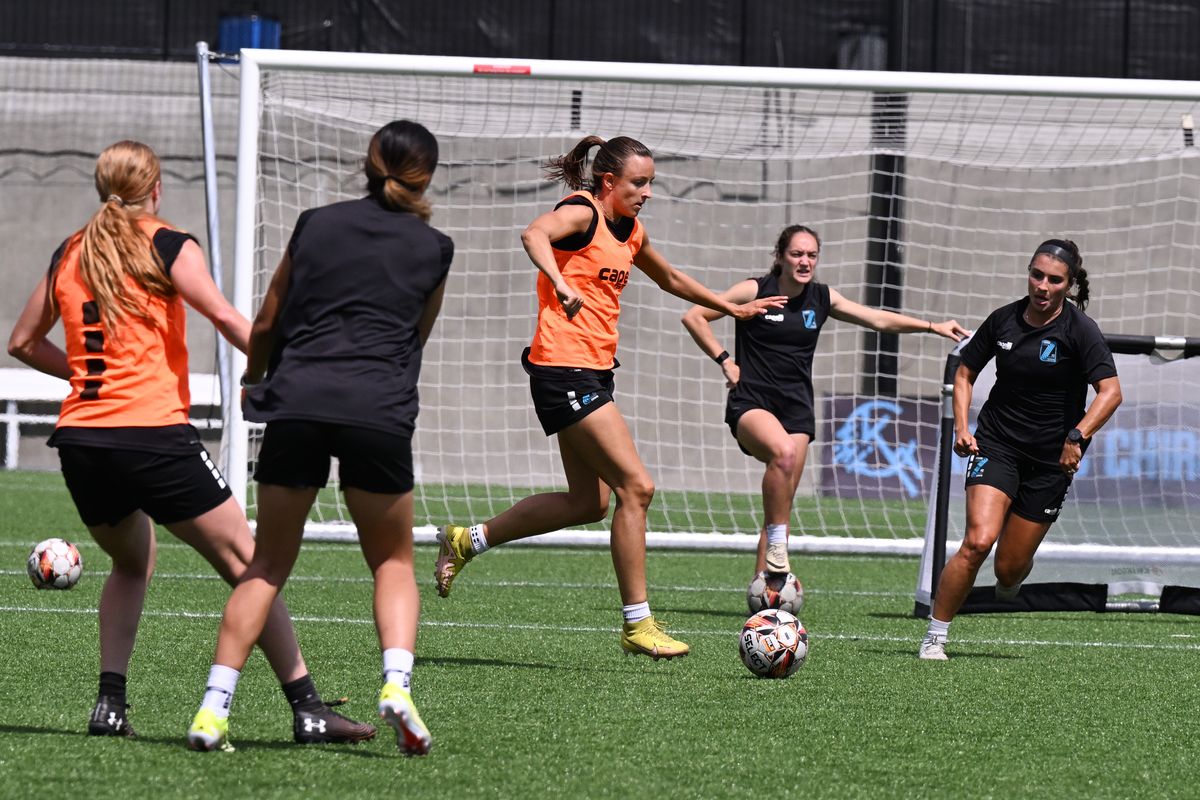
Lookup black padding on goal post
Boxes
[1159,586,1200,615]
[956,582,1108,614]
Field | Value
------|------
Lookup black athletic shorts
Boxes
[522,347,616,436]
[58,445,232,527]
[963,444,1071,523]
[725,386,816,456]
[254,420,414,494]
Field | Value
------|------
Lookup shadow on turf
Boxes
[858,646,1023,661]
[421,654,567,670]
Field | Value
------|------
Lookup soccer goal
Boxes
[220,50,1200,574]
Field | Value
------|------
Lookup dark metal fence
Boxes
[1,0,1197,79]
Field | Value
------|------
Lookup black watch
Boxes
[1066,427,1087,444]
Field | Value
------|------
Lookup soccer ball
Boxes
[747,570,804,615]
[27,538,83,590]
[739,609,808,679]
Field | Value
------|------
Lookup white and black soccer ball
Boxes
[739,608,808,679]
[747,570,804,615]
[27,538,83,590]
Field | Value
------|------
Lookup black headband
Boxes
[1033,242,1080,273]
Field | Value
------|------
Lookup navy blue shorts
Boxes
[254,420,414,494]
[58,445,231,527]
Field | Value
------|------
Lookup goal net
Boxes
[225,52,1200,572]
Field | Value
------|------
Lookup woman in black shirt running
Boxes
[188,121,450,753]
[919,239,1123,660]
[684,225,966,586]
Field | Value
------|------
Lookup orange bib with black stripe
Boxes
[53,217,190,428]
[528,192,643,370]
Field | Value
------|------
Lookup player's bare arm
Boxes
[172,239,251,354]
[951,362,980,456]
[521,203,593,319]
[635,240,786,319]
[244,251,294,383]
[828,287,968,342]
[8,274,69,380]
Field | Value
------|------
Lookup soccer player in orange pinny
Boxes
[7,140,372,745]
[434,134,786,659]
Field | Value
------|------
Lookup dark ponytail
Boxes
[543,135,653,192]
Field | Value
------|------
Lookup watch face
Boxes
[1068,429,1082,442]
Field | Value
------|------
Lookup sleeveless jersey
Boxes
[732,275,831,406]
[53,217,191,429]
[244,196,454,436]
[527,192,644,370]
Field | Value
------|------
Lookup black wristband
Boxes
[713,350,730,365]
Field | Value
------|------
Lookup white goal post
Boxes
[221,49,1200,573]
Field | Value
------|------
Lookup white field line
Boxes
[0,569,904,597]
[2,604,1199,653]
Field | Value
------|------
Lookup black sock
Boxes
[282,674,323,713]
[98,672,126,705]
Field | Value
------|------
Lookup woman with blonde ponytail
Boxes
[8,140,373,746]
[191,120,451,755]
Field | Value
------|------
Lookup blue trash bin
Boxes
[218,14,282,53]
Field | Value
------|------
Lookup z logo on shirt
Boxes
[1039,339,1058,364]
[802,309,817,329]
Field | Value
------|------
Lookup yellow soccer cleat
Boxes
[378,683,432,756]
[187,708,233,752]
[434,524,474,598]
[619,616,690,660]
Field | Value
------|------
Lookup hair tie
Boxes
[385,175,422,192]
[107,194,125,207]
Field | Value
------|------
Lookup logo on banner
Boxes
[831,399,923,497]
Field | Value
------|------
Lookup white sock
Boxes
[765,524,788,545]
[202,665,240,718]
[622,601,651,623]
[469,524,489,555]
[383,647,414,690]
[927,617,951,640]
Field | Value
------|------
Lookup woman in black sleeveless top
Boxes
[189,121,450,755]
[684,225,966,594]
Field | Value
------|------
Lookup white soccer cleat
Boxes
[918,633,948,661]
[765,541,791,575]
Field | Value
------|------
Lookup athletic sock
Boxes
[201,665,240,719]
[383,647,414,690]
[622,601,651,624]
[468,524,489,555]
[281,673,323,713]
[98,671,126,705]
[927,617,951,639]
[765,523,788,545]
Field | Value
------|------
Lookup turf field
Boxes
[0,469,1196,799]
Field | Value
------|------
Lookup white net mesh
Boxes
[238,60,1200,553]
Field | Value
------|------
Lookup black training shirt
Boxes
[245,196,454,436]
[960,297,1117,465]
[733,275,830,406]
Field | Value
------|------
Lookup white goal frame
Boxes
[225,49,1200,553]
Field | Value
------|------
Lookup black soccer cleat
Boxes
[293,699,377,745]
[88,695,137,738]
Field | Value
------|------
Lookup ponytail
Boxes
[81,141,173,334]
[543,135,653,192]
[364,120,439,221]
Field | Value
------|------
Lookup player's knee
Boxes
[957,537,994,568]
[770,442,799,474]
[617,476,655,510]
